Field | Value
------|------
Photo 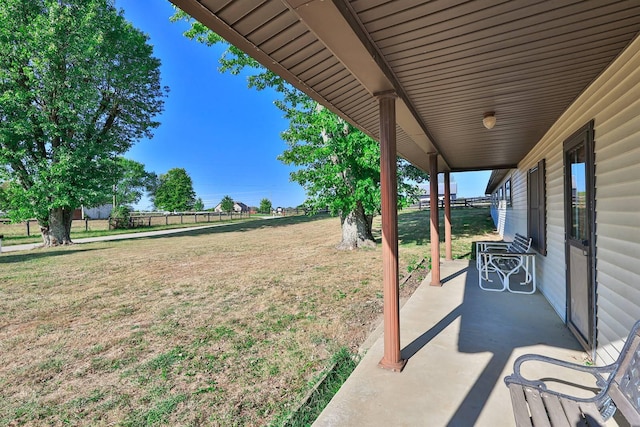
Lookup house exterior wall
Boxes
[214,202,248,213]
[489,35,640,364]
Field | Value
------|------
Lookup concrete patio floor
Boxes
[314,259,623,427]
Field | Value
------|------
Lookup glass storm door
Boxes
[564,122,595,354]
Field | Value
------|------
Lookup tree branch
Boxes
[99,102,120,138]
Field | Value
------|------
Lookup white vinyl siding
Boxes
[492,34,640,363]
[590,38,640,364]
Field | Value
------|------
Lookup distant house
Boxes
[213,201,249,213]
[416,179,458,207]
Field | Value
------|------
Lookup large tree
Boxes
[259,198,272,214]
[193,197,204,211]
[173,11,426,249]
[219,195,234,213]
[152,168,196,212]
[112,157,156,208]
[0,0,165,246]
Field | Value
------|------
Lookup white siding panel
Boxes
[595,313,626,365]
[596,224,640,246]
[503,207,526,240]
[597,212,640,230]
[597,246,640,287]
[598,149,640,178]
[592,38,640,364]
[597,270,640,322]
[596,180,640,200]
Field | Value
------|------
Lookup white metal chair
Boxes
[476,233,536,294]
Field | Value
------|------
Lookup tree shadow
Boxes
[0,247,101,264]
[2,214,334,255]
[150,213,330,237]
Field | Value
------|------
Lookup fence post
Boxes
[148,216,151,227]
[219,212,221,221]
[180,214,183,224]
[194,213,197,223]
[207,212,210,222]
[26,220,30,236]
[85,217,89,232]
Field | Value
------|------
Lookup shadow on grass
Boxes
[110,213,334,243]
[0,247,101,264]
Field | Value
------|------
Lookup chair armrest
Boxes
[477,243,510,256]
[477,241,509,250]
[487,252,536,258]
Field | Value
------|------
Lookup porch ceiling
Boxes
[170,0,640,174]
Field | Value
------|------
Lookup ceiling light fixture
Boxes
[483,112,496,130]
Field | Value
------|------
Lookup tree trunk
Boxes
[336,202,376,250]
[40,207,74,247]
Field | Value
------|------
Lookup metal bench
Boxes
[476,233,536,294]
[504,320,640,426]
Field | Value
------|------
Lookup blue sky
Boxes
[116,1,490,209]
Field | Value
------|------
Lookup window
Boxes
[505,179,512,207]
[498,186,504,203]
[527,159,546,255]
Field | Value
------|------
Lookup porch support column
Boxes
[377,91,405,372]
[430,154,442,286]
[444,171,453,261]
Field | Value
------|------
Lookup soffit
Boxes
[170,0,640,173]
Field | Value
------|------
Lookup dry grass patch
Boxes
[0,209,497,426]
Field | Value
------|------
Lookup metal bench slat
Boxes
[540,392,571,427]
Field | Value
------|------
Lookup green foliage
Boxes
[152,168,196,212]
[0,0,165,234]
[113,158,156,207]
[278,100,382,218]
[193,197,205,211]
[220,195,234,213]
[272,347,359,426]
[406,255,426,273]
[259,198,273,214]
[111,205,131,221]
[110,205,131,230]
